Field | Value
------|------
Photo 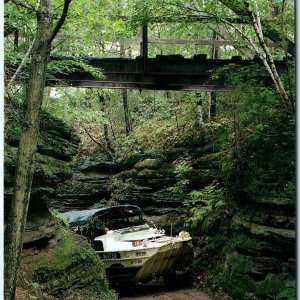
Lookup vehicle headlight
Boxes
[179,231,190,239]
[142,239,149,247]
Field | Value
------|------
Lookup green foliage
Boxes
[167,156,192,202]
[276,288,296,300]
[216,66,295,199]
[134,158,161,170]
[50,209,70,228]
[184,184,226,233]
[256,275,285,299]
[48,59,105,80]
[109,176,135,202]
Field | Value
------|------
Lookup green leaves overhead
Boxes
[48,59,105,80]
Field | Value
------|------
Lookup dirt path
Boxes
[117,282,233,300]
[119,287,214,300]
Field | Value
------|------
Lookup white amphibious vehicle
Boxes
[61,205,193,283]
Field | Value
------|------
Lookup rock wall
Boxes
[224,195,295,299]
[49,126,221,234]
[18,226,117,299]
[4,105,80,219]
[5,102,116,298]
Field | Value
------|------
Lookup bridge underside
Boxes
[46,57,285,91]
[49,75,227,91]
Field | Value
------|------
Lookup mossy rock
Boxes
[219,272,257,299]
[189,169,219,188]
[116,168,139,179]
[251,197,295,208]
[232,234,284,257]
[256,274,286,299]
[192,152,221,169]
[76,154,118,173]
[163,148,191,161]
[5,105,79,162]
[5,144,72,188]
[37,133,78,161]
[232,216,296,242]
[235,209,295,230]
[56,180,105,195]
[19,227,117,299]
[276,288,296,300]
[137,168,159,178]
[226,252,281,278]
[134,158,162,170]
[39,111,80,144]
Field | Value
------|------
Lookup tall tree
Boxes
[218,0,295,56]
[4,1,71,299]
[98,92,114,155]
[119,0,132,135]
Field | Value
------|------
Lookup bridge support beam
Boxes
[140,25,148,71]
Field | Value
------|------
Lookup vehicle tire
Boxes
[163,268,194,288]
[163,271,177,287]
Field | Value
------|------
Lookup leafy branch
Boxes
[47,59,105,80]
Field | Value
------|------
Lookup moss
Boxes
[5,144,72,187]
[137,168,158,178]
[116,169,138,179]
[192,152,221,168]
[232,235,257,251]
[28,227,117,299]
[219,273,257,299]
[56,180,103,194]
[34,153,72,183]
[5,104,79,162]
[276,288,296,300]
[232,216,296,240]
[256,274,286,299]
[134,158,162,170]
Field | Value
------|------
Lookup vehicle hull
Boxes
[98,238,193,283]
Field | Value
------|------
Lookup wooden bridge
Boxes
[47,55,288,91]
[7,23,290,92]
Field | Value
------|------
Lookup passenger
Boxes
[148,221,156,228]
[104,227,109,234]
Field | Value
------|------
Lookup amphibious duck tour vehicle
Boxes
[61,205,193,283]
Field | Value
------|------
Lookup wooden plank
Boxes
[111,37,276,48]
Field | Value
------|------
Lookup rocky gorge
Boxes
[50,122,295,299]
[5,102,295,299]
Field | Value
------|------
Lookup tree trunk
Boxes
[196,91,203,124]
[120,38,132,135]
[219,0,295,56]
[14,29,19,50]
[64,95,69,121]
[122,89,132,135]
[98,93,114,155]
[210,92,217,121]
[210,30,217,121]
[76,89,80,132]
[4,1,54,300]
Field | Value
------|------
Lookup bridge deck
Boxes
[48,57,287,91]
[10,56,288,91]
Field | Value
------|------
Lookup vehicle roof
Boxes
[60,205,142,226]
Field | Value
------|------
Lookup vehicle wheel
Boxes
[163,271,177,287]
[163,268,194,288]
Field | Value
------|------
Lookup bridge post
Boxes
[210,30,218,121]
[140,24,148,71]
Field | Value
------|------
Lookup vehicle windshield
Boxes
[114,224,150,234]
[103,214,143,230]
[91,213,144,236]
